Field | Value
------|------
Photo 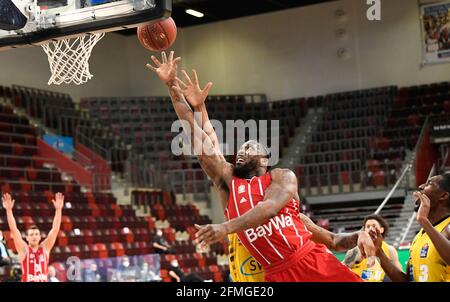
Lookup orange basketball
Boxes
[137,17,177,52]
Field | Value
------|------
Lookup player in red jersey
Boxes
[2,192,64,282]
[148,51,375,282]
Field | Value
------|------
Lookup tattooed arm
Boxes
[300,214,372,253]
[342,247,362,267]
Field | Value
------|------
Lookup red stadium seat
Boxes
[120,228,134,243]
[373,170,386,187]
[83,229,94,244]
[95,243,108,258]
[69,245,81,258]
[57,230,68,247]
[213,272,223,282]
[111,242,125,257]
[444,100,450,113]
[61,216,73,232]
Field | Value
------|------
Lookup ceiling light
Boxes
[185,9,204,18]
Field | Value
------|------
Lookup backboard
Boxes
[0,0,172,50]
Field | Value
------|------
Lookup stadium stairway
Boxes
[385,192,419,247]
[277,107,324,169]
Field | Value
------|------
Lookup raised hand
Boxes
[175,69,213,107]
[52,192,64,210]
[414,191,431,226]
[357,230,376,259]
[368,228,383,255]
[2,193,14,211]
[146,51,181,87]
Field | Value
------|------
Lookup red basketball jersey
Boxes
[225,173,313,268]
[21,246,48,282]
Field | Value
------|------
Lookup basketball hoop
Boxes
[41,32,105,85]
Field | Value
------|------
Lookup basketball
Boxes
[137,17,177,52]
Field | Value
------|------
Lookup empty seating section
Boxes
[386,82,450,148]
[131,190,227,281]
[0,191,163,259]
[299,83,450,194]
[80,94,307,195]
[309,196,405,234]
[0,99,228,281]
[80,94,307,161]
[0,102,80,193]
[8,85,128,174]
[131,190,212,231]
[297,87,397,193]
[80,96,177,165]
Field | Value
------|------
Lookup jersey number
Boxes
[418,265,428,282]
[373,270,383,281]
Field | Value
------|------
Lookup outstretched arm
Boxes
[147,52,233,192]
[2,193,27,255]
[41,193,64,253]
[174,69,232,207]
[299,213,375,256]
[175,70,219,152]
[195,168,297,247]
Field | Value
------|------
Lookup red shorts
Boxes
[264,241,362,282]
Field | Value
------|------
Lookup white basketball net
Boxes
[41,33,105,85]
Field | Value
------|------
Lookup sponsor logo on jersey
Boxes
[420,243,429,258]
[239,256,265,276]
[28,274,47,282]
[239,197,247,204]
[238,185,246,194]
[244,214,294,242]
[361,270,372,280]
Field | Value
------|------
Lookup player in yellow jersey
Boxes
[372,173,450,282]
[343,214,402,282]
[228,234,265,282]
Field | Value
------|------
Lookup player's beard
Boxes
[233,158,259,179]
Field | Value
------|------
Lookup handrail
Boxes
[0,154,56,162]
[398,212,416,248]
[73,149,93,168]
[398,164,436,245]
[440,147,449,172]
[0,166,59,173]
[0,121,33,130]
[374,164,411,215]
[299,159,361,168]
[409,116,430,166]
[301,148,367,158]
[374,116,430,215]
[0,142,38,149]
[1,179,79,189]
[75,127,109,160]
